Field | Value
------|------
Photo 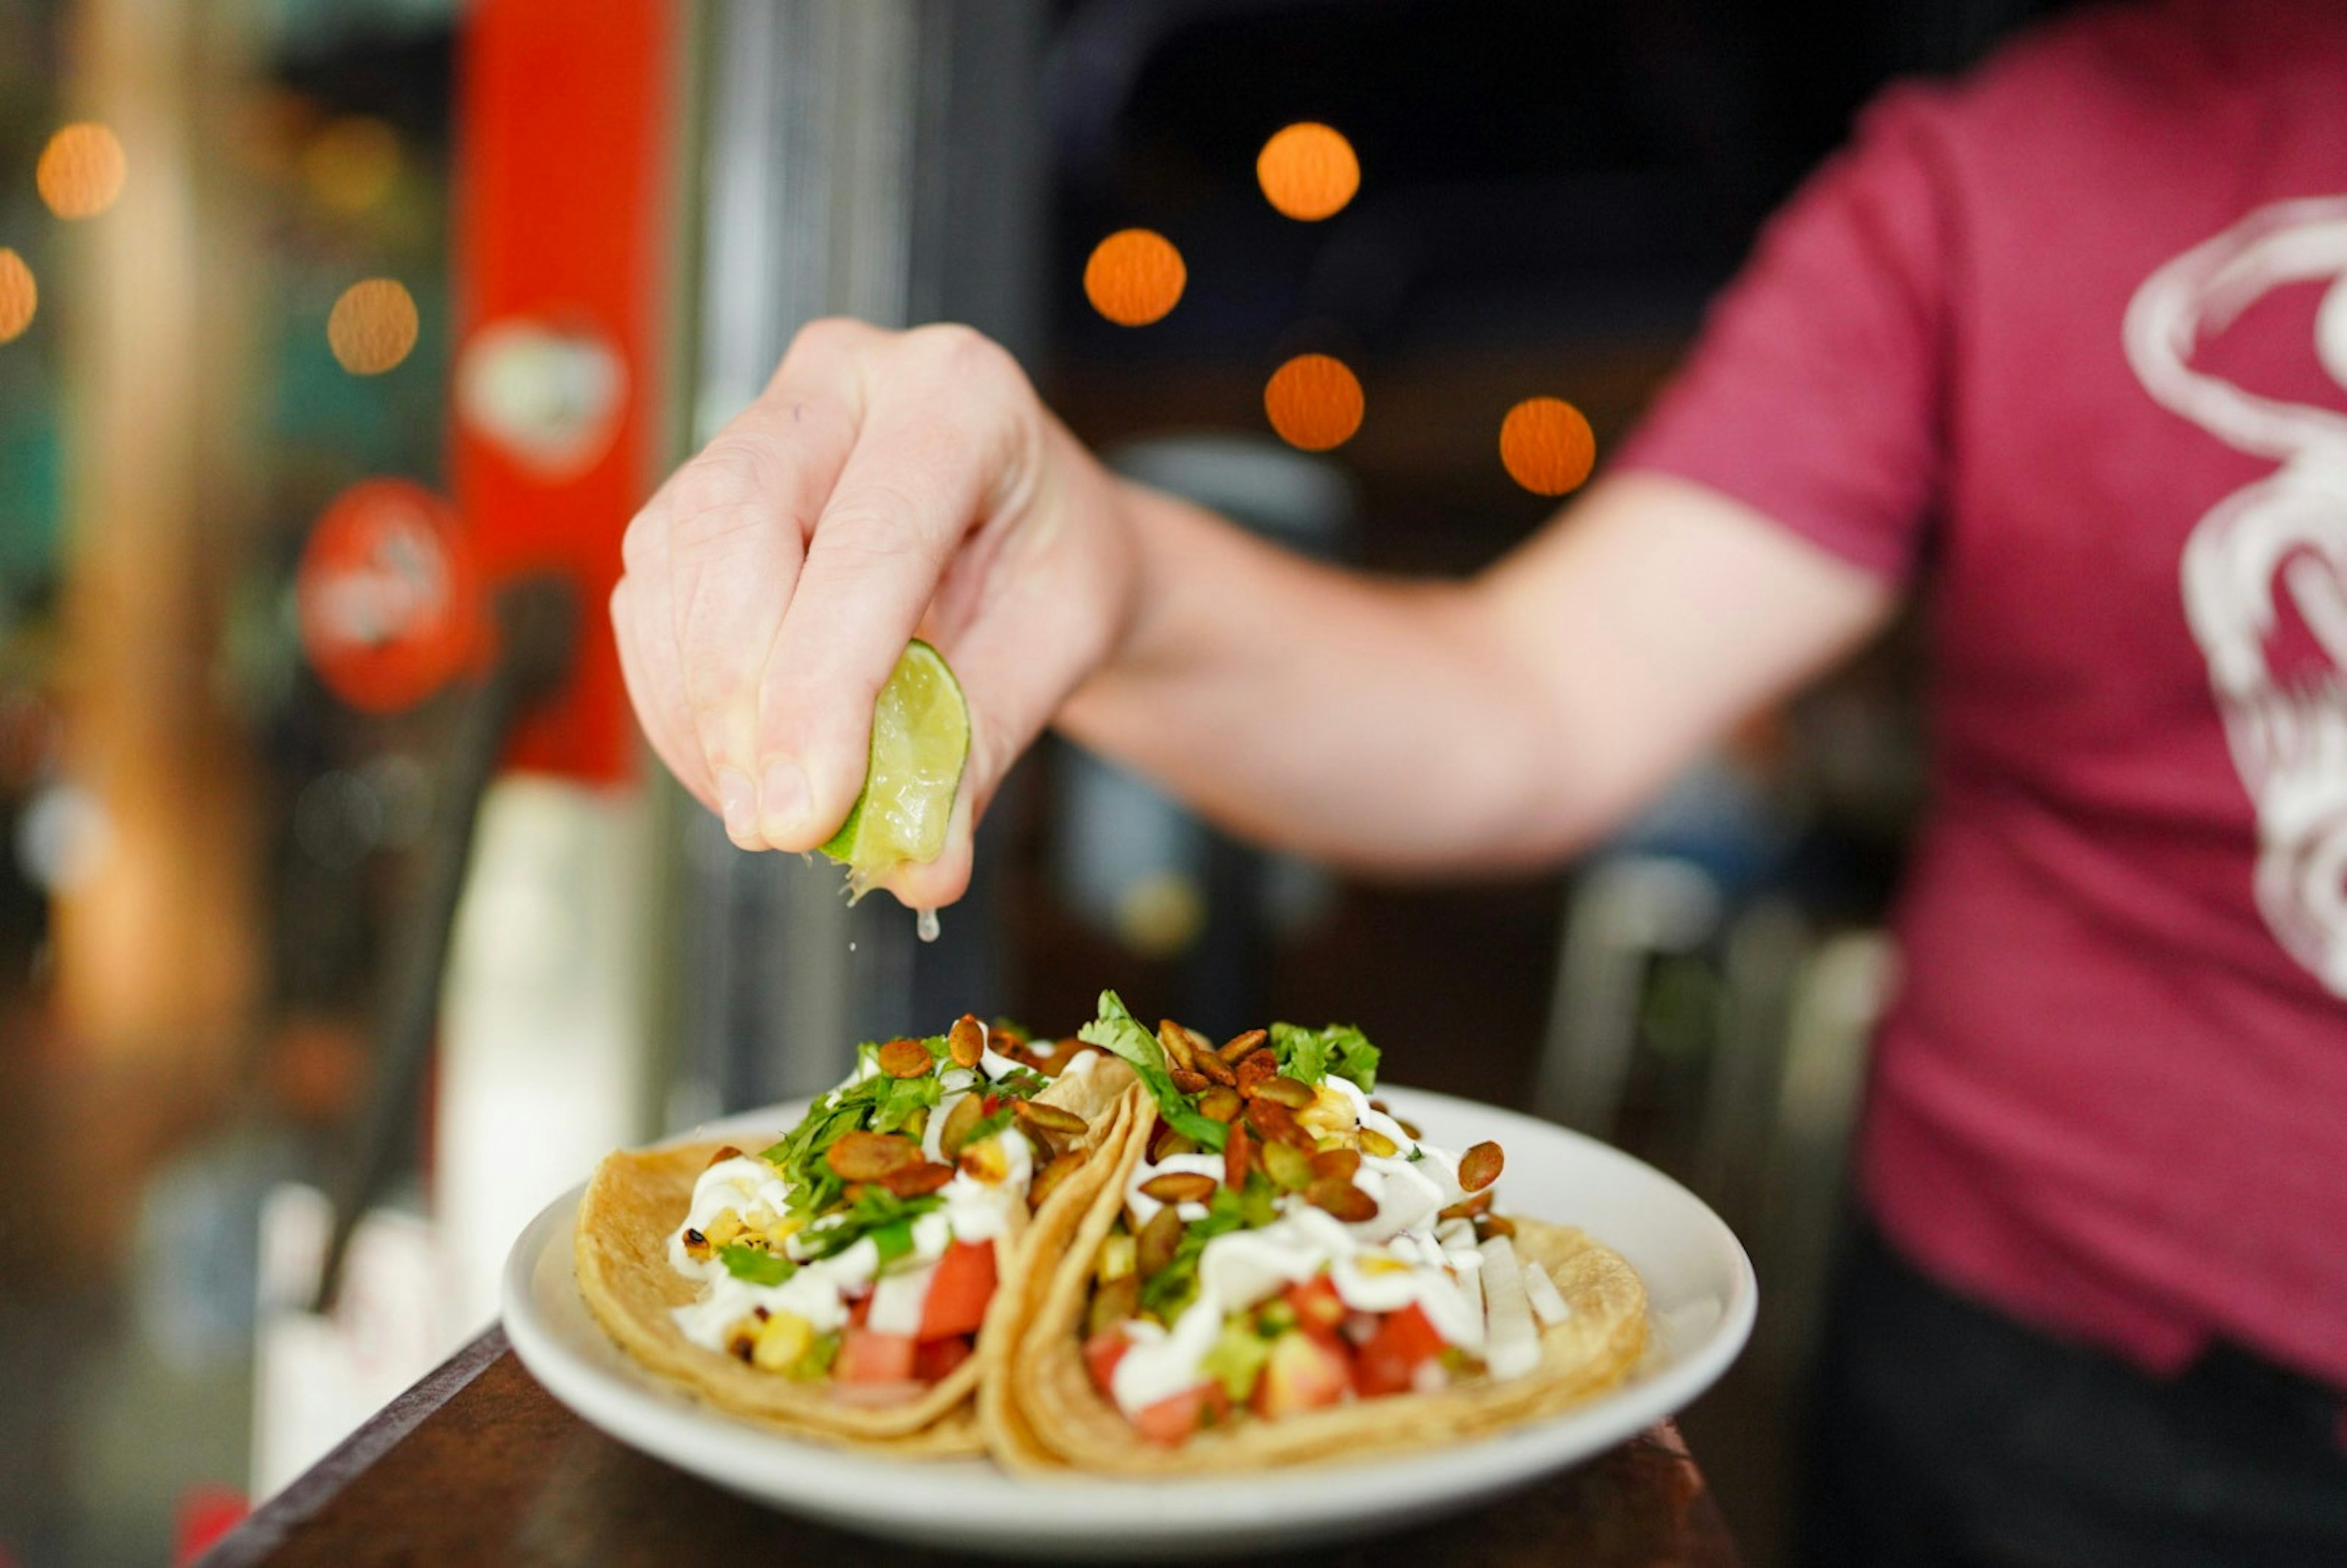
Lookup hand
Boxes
[612,318,1136,909]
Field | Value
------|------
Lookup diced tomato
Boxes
[1354,1303,1447,1399]
[1082,1327,1129,1396]
[917,1239,998,1341]
[1252,1329,1351,1418]
[913,1333,975,1383]
[847,1292,873,1328]
[835,1327,917,1384]
[1284,1274,1346,1340]
[1132,1382,1231,1447]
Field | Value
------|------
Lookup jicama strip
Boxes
[1480,1235,1540,1379]
[1523,1258,1572,1327]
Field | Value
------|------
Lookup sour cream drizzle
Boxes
[666,1028,1038,1358]
[1109,1075,1488,1418]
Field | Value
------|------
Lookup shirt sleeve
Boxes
[1614,86,1956,581]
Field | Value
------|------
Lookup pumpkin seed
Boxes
[938,1094,986,1160]
[947,1013,986,1069]
[1305,1178,1377,1223]
[1218,1028,1267,1063]
[826,1130,918,1180]
[1016,1099,1089,1137]
[1458,1140,1505,1193]
[1252,1075,1314,1110]
[880,1160,955,1198]
[1029,1149,1087,1211]
[1233,1050,1277,1097]
[1139,1171,1218,1204]
[1244,1096,1312,1149]
[1309,1147,1361,1182]
[1262,1140,1315,1191]
[1197,1087,1242,1123]
[877,1037,933,1079]
[1089,1272,1140,1338]
[1136,1206,1184,1278]
[1222,1119,1254,1189]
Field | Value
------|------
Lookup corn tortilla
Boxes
[991,1100,1648,1474]
[573,1058,1139,1450]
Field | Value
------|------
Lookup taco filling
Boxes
[655,1013,1122,1398]
[1068,995,1598,1447]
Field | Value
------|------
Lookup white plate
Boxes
[502,1084,1755,1559]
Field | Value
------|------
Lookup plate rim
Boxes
[501,1083,1757,1552]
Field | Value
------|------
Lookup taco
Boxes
[575,1013,1138,1451]
[993,993,1647,1473]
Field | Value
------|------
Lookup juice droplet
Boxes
[916,907,941,944]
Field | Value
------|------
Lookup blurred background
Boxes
[0,1,2076,1563]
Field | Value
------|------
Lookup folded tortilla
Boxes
[992,1099,1648,1473]
[573,1058,1140,1451]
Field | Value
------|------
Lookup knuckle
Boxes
[905,321,1004,380]
[817,485,931,563]
[787,315,865,361]
[667,444,784,547]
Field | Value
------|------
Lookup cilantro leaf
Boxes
[796,1185,943,1269]
[719,1245,796,1286]
[962,1102,1018,1148]
[991,1064,1051,1100]
[1139,1173,1279,1321]
[1268,1022,1380,1091]
[867,1072,942,1135]
[1077,991,1227,1151]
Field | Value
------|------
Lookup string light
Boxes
[1256,123,1359,222]
[0,251,34,343]
[36,123,127,219]
[1083,229,1186,326]
[1265,354,1364,451]
[328,278,419,375]
[1499,397,1596,495]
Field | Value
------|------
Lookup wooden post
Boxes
[50,0,260,1079]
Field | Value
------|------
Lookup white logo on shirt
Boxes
[2124,197,2347,997]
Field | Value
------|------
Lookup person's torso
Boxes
[1867,0,2347,1383]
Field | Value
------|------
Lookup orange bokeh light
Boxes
[1256,123,1359,222]
[0,251,34,344]
[328,278,420,375]
[1264,354,1365,452]
[1499,397,1596,496]
[1084,229,1186,327]
[36,122,128,219]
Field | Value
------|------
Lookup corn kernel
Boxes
[751,1311,814,1372]
[1296,1086,1356,1140]
[960,1137,1010,1184]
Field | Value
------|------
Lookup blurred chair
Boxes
[1745,931,1895,1380]
[1532,854,1724,1138]
[1532,859,1895,1377]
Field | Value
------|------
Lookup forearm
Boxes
[1056,472,1897,875]
[1057,483,1589,874]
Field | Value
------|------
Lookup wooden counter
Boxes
[199,1328,1742,1567]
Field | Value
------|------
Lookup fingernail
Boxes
[716,768,758,844]
[759,757,809,841]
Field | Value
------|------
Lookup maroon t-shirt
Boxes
[1619,0,2347,1385]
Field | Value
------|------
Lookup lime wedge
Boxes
[819,640,969,898]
